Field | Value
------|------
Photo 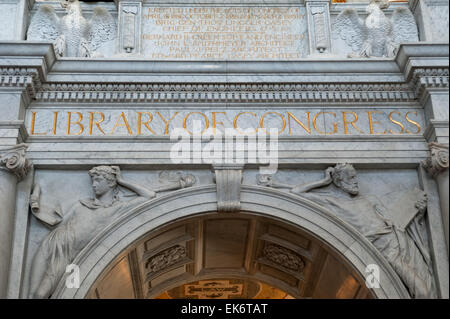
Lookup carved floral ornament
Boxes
[145,245,187,274]
[0,144,32,180]
[263,243,305,273]
[422,142,449,178]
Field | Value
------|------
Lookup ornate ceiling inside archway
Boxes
[87,214,373,299]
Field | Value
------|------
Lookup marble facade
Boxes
[0,0,448,299]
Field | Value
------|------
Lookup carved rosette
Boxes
[422,142,449,178]
[263,243,305,273]
[0,144,32,180]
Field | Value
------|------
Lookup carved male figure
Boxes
[29,166,155,298]
[259,164,436,298]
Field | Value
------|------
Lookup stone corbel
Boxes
[422,142,449,178]
[117,0,142,55]
[305,0,332,55]
[212,164,244,213]
[0,144,32,181]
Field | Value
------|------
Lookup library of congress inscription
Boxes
[27,108,423,137]
[141,7,308,60]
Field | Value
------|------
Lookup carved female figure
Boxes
[29,166,155,298]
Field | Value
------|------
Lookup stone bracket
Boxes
[213,164,244,213]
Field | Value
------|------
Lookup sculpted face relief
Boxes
[28,109,423,137]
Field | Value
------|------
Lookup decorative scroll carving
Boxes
[122,7,137,53]
[306,0,331,56]
[213,164,244,213]
[259,164,436,298]
[311,7,328,53]
[333,0,419,58]
[146,245,187,273]
[263,243,305,273]
[30,184,63,228]
[0,144,32,181]
[422,142,449,178]
[29,167,195,299]
[27,0,117,57]
[35,82,416,103]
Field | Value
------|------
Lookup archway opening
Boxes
[86,213,373,299]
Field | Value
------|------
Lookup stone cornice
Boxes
[0,144,32,181]
[35,82,416,103]
[411,68,449,100]
[0,42,448,104]
[0,67,41,98]
[0,42,57,99]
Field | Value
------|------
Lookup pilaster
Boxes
[0,144,32,298]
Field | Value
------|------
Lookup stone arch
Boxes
[52,185,410,299]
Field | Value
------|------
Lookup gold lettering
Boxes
[313,112,337,135]
[183,112,210,135]
[367,111,386,135]
[212,112,226,134]
[233,112,258,134]
[288,112,311,135]
[342,111,364,135]
[66,112,84,136]
[89,112,105,135]
[156,112,179,135]
[260,112,286,134]
[52,112,58,135]
[111,112,133,135]
[138,112,156,135]
[388,111,405,134]
[405,111,421,134]
[30,111,47,135]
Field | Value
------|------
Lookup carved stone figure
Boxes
[29,166,196,298]
[258,164,436,298]
[333,0,418,58]
[27,0,117,57]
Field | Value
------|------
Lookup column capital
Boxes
[0,144,32,181]
[422,142,449,178]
